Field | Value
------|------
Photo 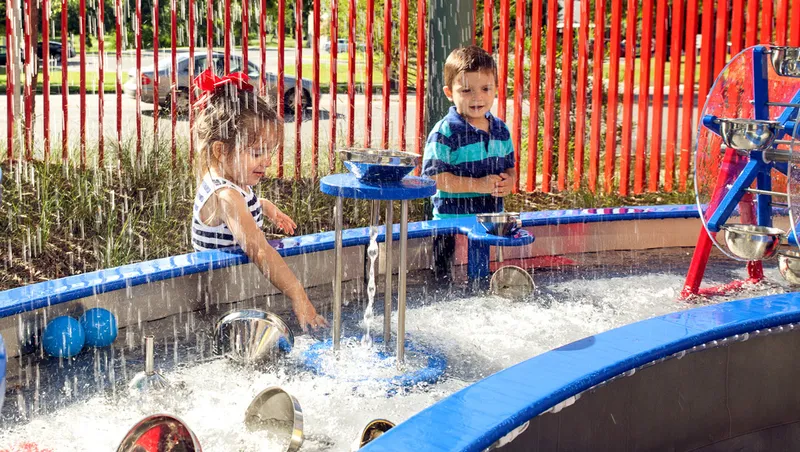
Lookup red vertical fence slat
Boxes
[604,0,623,194]
[619,0,637,196]
[776,0,788,45]
[61,0,69,162]
[136,0,142,158]
[634,0,653,194]
[312,0,320,179]
[664,0,683,192]
[542,0,558,192]
[43,0,50,161]
[696,0,714,134]
[745,0,758,47]
[483,0,493,52]
[329,0,339,168]
[588,0,606,193]
[714,0,729,78]
[497,0,509,121]
[527,0,542,192]
[294,0,303,180]
[347,0,356,146]
[6,5,13,160]
[557,0,573,191]
[731,0,745,55]
[242,0,249,68]
[116,0,122,152]
[98,0,105,165]
[189,0,195,163]
[398,0,409,151]
[79,0,86,167]
[679,0,699,192]
[573,0,589,191]
[365,0,374,147]
[153,0,160,148]
[761,0,773,43]
[171,0,177,165]
[381,0,392,149]
[511,0,525,191]
[259,0,266,94]
[414,0,426,160]
[472,0,477,45]
[791,0,800,46]
[23,0,32,160]
[277,0,285,178]
[649,0,668,192]
[207,0,213,66]
[224,0,231,72]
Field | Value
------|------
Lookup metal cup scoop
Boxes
[128,335,170,394]
[244,386,304,452]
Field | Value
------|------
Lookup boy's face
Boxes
[443,70,497,125]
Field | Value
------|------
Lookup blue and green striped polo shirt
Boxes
[422,106,516,219]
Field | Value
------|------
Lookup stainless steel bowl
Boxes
[490,265,535,299]
[116,414,202,452]
[245,386,304,452]
[779,249,800,285]
[476,212,522,236]
[721,224,785,260]
[769,46,800,77]
[351,419,396,451]
[338,148,421,183]
[213,309,294,364]
[715,118,783,150]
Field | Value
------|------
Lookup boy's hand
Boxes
[478,174,502,194]
[272,209,298,235]
[293,299,329,332]
[491,173,514,197]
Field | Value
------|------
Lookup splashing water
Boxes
[362,225,379,345]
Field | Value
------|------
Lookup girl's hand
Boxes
[293,299,329,332]
[272,209,298,235]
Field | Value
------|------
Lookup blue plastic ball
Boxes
[42,316,85,358]
[79,308,118,348]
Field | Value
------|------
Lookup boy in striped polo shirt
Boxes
[422,45,516,278]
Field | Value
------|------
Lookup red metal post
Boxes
[527,0,542,192]
[731,0,745,56]
[634,0,653,194]
[791,0,800,46]
[242,0,249,68]
[498,0,509,121]
[414,0,426,162]
[171,0,177,165]
[745,0,757,48]
[381,0,392,149]
[542,0,558,192]
[588,0,606,193]
[23,0,32,160]
[312,0,320,179]
[259,0,266,94]
[329,0,338,169]
[557,0,574,191]
[696,0,713,127]
[225,0,231,72]
[679,0,698,192]
[776,0,787,46]
[153,0,160,146]
[573,0,589,191]
[714,0,729,78]
[511,0,525,191]
[207,0,213,67]
[365,0,374,147]
[189,0,195,163]
[761,0,773,44]
[347,0,356,146]
[6,5,13,160]
[604,0,623,194]
[43,0,50,161]
[664,0,683,192]
[483,0,493,52]
[649,0,668,192]
[62,0,68,162]
[295,0,303,180]
[136,0,142,159]
[79,0,86,167]
[619,0,637,196]
[98,0,105,165]
[472,0,477,45]
[398,0,409,151]
[116,0,122,153]
[277,0,285,178]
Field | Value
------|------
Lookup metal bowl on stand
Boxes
[769,46,800,78]
[721,224,784,260]
[212,310,294,364]
[116,414,202,452]
[244,386,304,452]
[476,212,522,236]
[779,249,800,285]
[338,148,420,183]
[715,118,783,150]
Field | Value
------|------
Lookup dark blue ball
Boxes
[80,308,118,347]
[42,316,85,358]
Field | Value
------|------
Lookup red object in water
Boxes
[1,443,54,452]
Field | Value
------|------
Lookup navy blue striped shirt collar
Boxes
[444,106,505,138]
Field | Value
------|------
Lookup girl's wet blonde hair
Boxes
[192,86,282,181]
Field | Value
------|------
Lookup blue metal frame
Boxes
[362,290,800,452]
[466,228,535,280]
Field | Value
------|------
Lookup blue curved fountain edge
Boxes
[0,204,704,318]
[362,291,800,452]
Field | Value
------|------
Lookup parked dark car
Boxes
[38,41,76,65]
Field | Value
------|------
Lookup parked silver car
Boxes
[123,52,313,114]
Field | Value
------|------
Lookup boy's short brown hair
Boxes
[444,45,498,88]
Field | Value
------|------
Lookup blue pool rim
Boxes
[361,291,800,451]
[301,337,447,395]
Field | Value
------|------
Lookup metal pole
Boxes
[144,336,155,376]
[396,200,408,363]
[384,202,394,350]
[333,196,344,351]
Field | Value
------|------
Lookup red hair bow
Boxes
[192,68,255,110]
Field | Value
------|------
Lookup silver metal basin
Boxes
[116,414,202,452]
[490,265,535,299]
[715,118,783,150]
[779,249,800,285]
[338,148,421,183]
[212,309,294,364]
[722,224,784,260]
[477,212,522,236]
[351,419,396,451]
[769,46,800,77]
[245,386,304,452]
